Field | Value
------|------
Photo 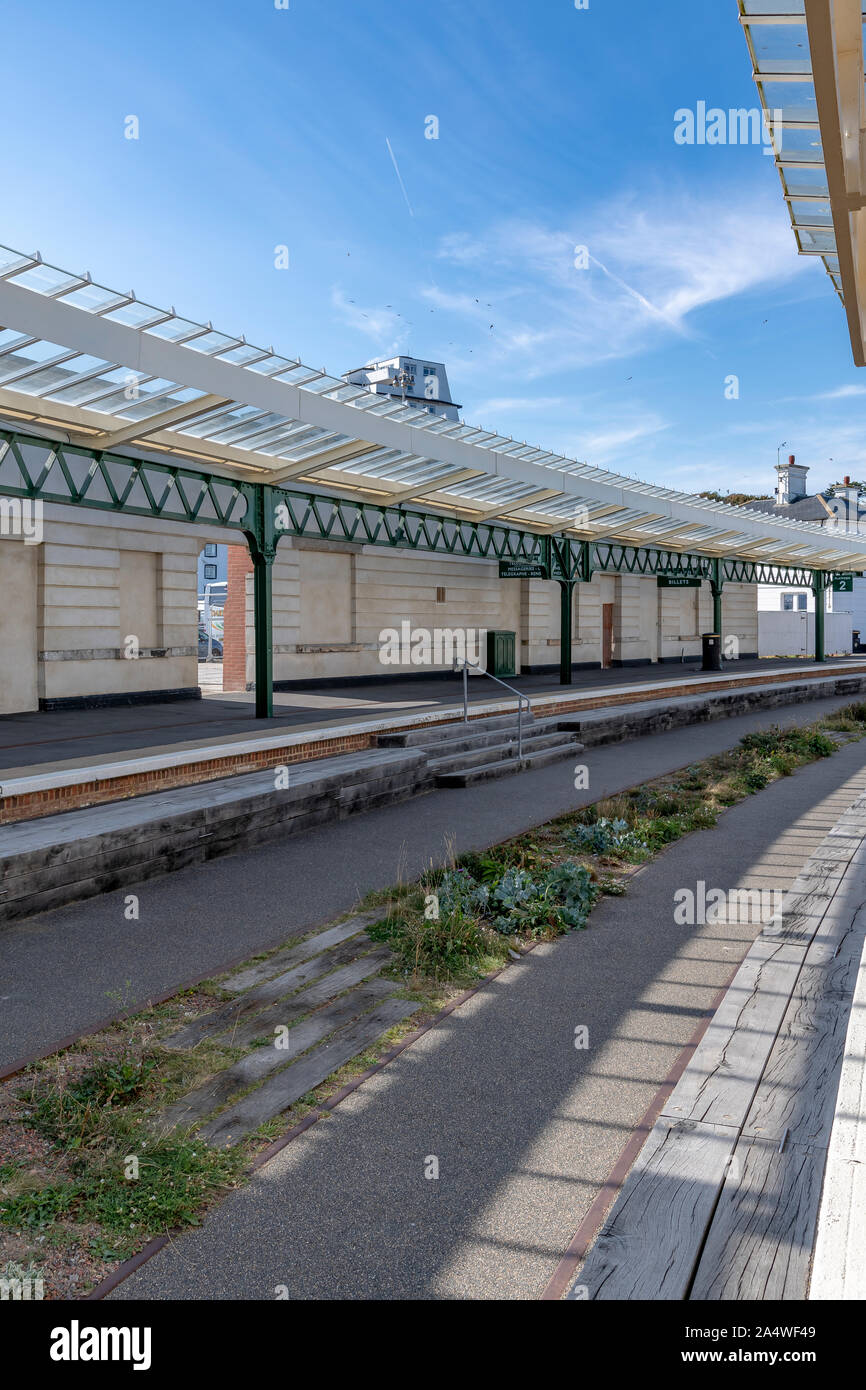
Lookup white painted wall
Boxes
[758,610,852,657]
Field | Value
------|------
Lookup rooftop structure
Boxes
[343,357,460,421]
[739,1,866,365]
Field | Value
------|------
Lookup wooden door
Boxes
[602,603,614,668]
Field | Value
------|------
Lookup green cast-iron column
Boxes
[245,483,279,718]
[551,535,577,687]
[559,580,574,685]
[710,557,724,641]
[812,570,826,663]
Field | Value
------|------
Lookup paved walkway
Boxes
[0,657,848,773]
[2,691,861,1072]
[107,735,866,1300]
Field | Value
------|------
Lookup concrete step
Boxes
[435,739,582,787]
[427,730,582,776]
[403,713,575,761]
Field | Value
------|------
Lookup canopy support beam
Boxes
[559,580,574,687]
[245,485,279,719]
[812,569,827,662]
[711,557,724,641]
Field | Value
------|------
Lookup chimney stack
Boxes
[775,453,810,505]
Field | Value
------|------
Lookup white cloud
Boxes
[330,287,407,348]
[814,384,866,400]
[571,416,671,463]
[432,190,810,373]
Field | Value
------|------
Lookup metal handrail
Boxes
[455,660,532,759]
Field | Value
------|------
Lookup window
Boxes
[204,564,218,581]
[436,587,446,604]
[782,593,807,611]
[204,543,217,558]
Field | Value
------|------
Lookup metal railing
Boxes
[455,660,532,759]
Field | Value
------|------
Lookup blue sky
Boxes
[1,0,862,496]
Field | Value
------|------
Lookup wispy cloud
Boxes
[571,415,671,463]
[330,287,407,347]
[813,384,866,400]
[432,190,809,373]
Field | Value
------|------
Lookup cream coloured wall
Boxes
[659,585,705,661]
[1,503,249,709]
[0,541,38,713]
[0,496,762,714]
[256,541,525,685]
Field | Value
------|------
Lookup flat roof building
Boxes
[343,357,461,421]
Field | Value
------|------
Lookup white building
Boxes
[754,457,866,655]
[343,357,460,421]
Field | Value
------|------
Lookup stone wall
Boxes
[0,500,763,711]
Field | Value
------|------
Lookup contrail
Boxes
[386,137,415,218]
[589,252,688,337]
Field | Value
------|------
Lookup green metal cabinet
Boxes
[486,630,516,678]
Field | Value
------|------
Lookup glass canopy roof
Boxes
[1,240,864,568]
[739,1,865,302]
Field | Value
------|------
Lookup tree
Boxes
[698,490,771,507]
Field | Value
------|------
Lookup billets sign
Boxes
[657,575,701,588]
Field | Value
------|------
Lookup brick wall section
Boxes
[0,732,374,824]
[223,546,253,690]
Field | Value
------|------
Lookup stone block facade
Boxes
[0,502,760,712]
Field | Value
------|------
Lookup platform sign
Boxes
[499,561,547,579]
[657,575,701,588]
[833,574,855,593]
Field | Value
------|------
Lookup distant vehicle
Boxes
[198,627,223,659]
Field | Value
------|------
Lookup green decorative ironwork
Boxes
[0,429,252,530]
[723,558,816,587]
[3,425,863,714]
[271,486,546,564]
[592,543,710,580]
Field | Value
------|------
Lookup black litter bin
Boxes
[701,632,722,672]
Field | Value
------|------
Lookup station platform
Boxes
[1,657,866,828]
